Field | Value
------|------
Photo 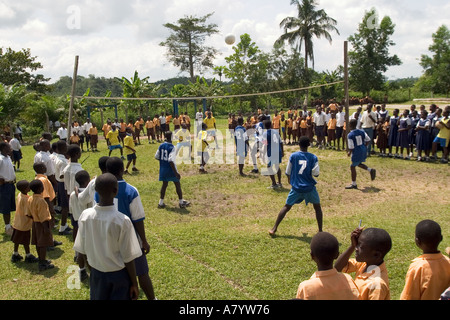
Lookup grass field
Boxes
[0,116,448,301]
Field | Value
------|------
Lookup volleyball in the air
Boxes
[225,34,236,45]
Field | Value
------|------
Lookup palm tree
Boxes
[115,71,150,122]
[275,0,339,106]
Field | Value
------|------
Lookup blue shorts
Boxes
[126,153,136,161]
[434,137,448,148]
[286,187,320,206]
[134,253,149,277]
[109,144,122,151]
[351,160,365,167]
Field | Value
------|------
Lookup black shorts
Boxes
[0,183,16,214]
[57,181,69,208]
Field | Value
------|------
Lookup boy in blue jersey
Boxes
[345,119,377,190]
[235,117,249,176]
[262,120,284,188]
[155,131,190,209]
[94,157,156,300]
[269,136,323,236]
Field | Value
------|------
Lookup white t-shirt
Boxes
[73,205,142,273]
[336,112,346,127]
[57,127,68,139]
[361,111,378,129]
[0,154,16,182]
[313,112,327,126]
[34,151,56,176]
[9,138,21,152]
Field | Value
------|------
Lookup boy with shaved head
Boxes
[73,173,142,300]
[335,227,392,300]
[296,232,360,300]
[401,220,450,300]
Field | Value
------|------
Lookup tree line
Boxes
[0,1,448,141]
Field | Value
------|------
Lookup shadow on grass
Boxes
[163,207,191,215]
[360,186,383,193]
[13,261,60,278]
[269,232,312,244]
[1,234,11,244]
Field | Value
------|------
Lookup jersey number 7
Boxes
[298,160,307,174]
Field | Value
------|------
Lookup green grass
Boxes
[1,117,449,300]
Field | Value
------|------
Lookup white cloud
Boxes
[0,0,446,84]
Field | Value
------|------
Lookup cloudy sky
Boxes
[0,0,448,85]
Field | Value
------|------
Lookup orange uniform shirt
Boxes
[296,268,360,300]
[400,253,450,300]
[102,124,111,136]
[173,118,181,126]
[13,193,33,232]
[146,120,154,129]
[287,119,293,128]
[328,118,337,130]
[120,122,127,133]
[27,194,52,223]
[88,127,98,135]
[300,120,308,129]
[36,174,55,202]
[272,115,281,129]
[342,259,390,300]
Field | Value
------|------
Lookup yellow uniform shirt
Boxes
[400,253,450,300]
[296,268,360,300]
[123,135,135,155]
[203,117,216,130]
[197,130,208,152]
[13,193,32,232]
[175,129,191,143]
[343,259,390,300]
[437,118,450,140]
[106,129,120,146]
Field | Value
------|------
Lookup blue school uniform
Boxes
[347,129,370,166]
[415,119,431,151]
[263,129,282,166]
[397,117,411,148]
[155,142,179,182]
[409,115,419,145]
[388,116,399,147]
[285,151,320,206]
[234,125,248,158]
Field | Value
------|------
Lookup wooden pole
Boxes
[344,41,349,148]
[68,55,79,138]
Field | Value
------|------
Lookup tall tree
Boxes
[275,0,339,105]
[0,47,50,93]
[418,25,450,96]
[160,12,219,82]
[348,8,402,96]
